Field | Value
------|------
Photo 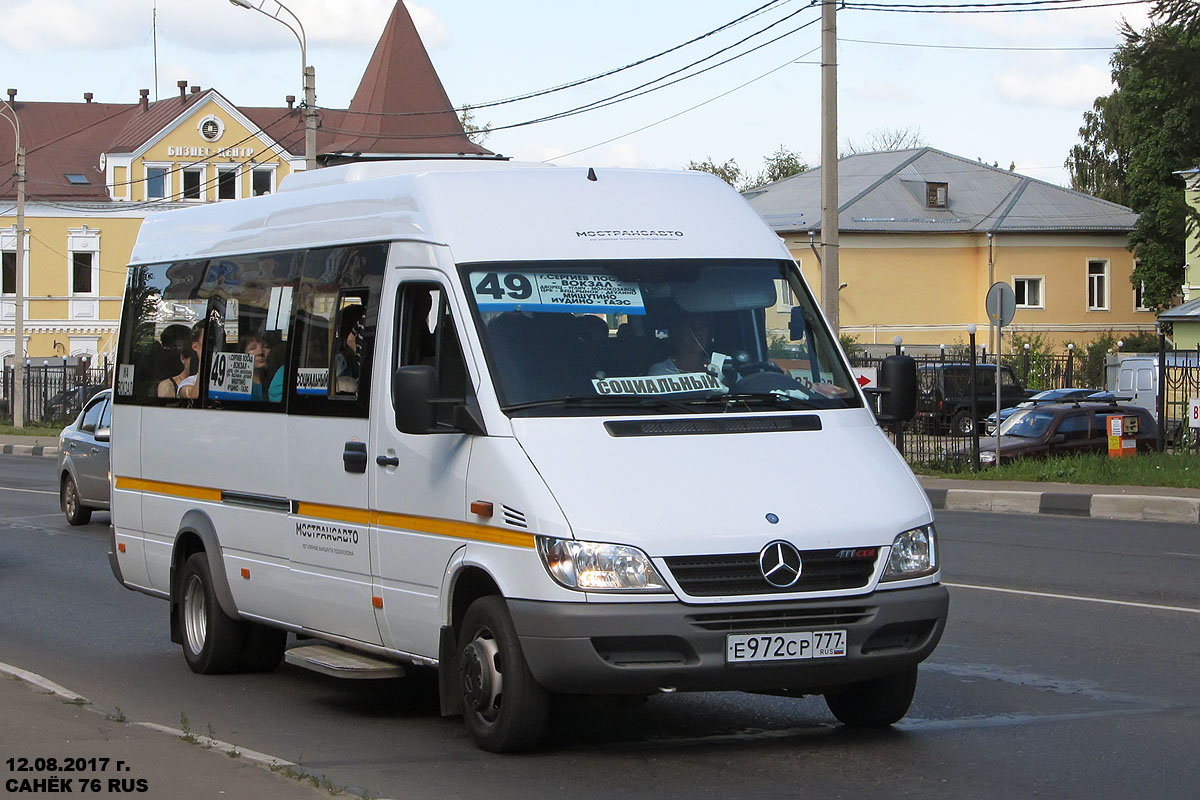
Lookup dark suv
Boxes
[973,402,1157,466]
[917,363,1028,435]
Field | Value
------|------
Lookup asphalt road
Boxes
[2,453,1198,799]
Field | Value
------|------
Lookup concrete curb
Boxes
[928,487,1200,524]
[0,444,58,457]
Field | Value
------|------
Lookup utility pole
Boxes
[14,144,24,428]
[820,0,839,334]
[304,65,317,171]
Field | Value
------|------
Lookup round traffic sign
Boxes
[986,281,1016,328]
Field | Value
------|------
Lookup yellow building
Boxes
[0,0,486,368]
[1158,167,1200,348]
[746,148,1155,353]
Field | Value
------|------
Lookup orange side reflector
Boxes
[470,500,494,517]
[241,568,251,579]
[117,543,126,553]
[372,596,383,609]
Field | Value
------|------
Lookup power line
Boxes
[546,45,823,162]
[318,14,823,140]
[843,0,1149,13]
[841,36,1114,50]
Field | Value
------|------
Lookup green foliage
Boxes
[689,146,807,192]
[915,451,1200,489]
[1009,331,1058,390]
[686,156,743,189]
[1066,332,1117,389]
[839,333,864,359]
[1066,18,1200,310]
[743,145,808,191]
[1119,330,1160,353]
[458,106,491,145]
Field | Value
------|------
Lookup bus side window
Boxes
[199,253,298,410]
[397,282,470,428]
[288,243,385,417]
[113,260,209,406]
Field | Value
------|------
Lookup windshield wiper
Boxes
[683,392,818,412]
[501,395,701,414]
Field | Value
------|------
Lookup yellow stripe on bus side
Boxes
[113,476,222,502]
[115,477,535,549]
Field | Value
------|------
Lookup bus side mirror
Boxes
[788,306,807,341]
[876,355,917,422]
[393,365,437,434]
[392,365,486,436]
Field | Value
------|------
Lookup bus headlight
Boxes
[881,525,937,581]
[536,537,668,592]
[979,450,998,465]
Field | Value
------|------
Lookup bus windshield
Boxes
[459,259,861,415]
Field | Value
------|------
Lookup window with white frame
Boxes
[1014,276,1044,309]
[217,168,237,200]
[252,168,274,196]
[182,168,203,201]
[72,252,94,294]
[146,166,168,200]
[1,250,14,295]
[1087,259,1109,311]
[68,227,100,296]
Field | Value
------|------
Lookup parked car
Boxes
[916,363,1029,435]
[56,389,111,525]
[983,387,1098,435]
[968,401,1157,466]
[44,383,107,420]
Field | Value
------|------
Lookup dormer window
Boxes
[926,182,948,208]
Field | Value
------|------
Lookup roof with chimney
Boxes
[744,147,1137,235]
[0,1,488,202]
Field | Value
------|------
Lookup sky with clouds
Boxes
[0,0,1154,188]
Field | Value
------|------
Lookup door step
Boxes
[284,644,406,679]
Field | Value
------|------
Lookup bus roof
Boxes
[128,161,786,267]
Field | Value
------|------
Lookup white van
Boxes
[108,160,947,752]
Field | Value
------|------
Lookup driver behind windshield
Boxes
[649,312,718,376]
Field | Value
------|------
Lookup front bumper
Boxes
[509,584,948,695]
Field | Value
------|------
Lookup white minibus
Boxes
[109,160,947,752]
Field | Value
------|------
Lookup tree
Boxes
[743,145,808,191]
[1065,17,1200,310]
[458,106,491,145]
[687,146,807,192]
[686,156,743,189]
[842,126,926,156]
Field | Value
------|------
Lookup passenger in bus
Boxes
[155,324,193,398]
[649,312,715,375]
[334,303,365,394]
[176,322,205,398]
[243,330,272,401]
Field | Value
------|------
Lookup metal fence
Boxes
[1,365,111,426]
[852,352,1085,471]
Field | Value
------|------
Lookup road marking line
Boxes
[1165,552,1200,559]
[945,582,1200,615]
[0,486,57,496]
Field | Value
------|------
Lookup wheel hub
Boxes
[460,636,502,716]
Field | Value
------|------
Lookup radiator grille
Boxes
[688,606,875,632]
[663,547,878,597]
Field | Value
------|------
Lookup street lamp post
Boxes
[1,97,25,428]
[228,0,317,170]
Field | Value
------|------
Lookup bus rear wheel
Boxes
[178,553,248,674]
[457,596,550,752]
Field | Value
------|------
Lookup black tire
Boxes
[240,624,287,672]
[824,666,919,728]
[177,553,247,674]
[951,410,975,436]
[457,596,550,753]
[61,475,92,526]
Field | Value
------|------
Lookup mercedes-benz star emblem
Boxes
[759,540,803,588]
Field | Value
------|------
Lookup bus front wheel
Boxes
[457,596,550,752]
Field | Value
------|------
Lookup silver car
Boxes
[57,388,112,525]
